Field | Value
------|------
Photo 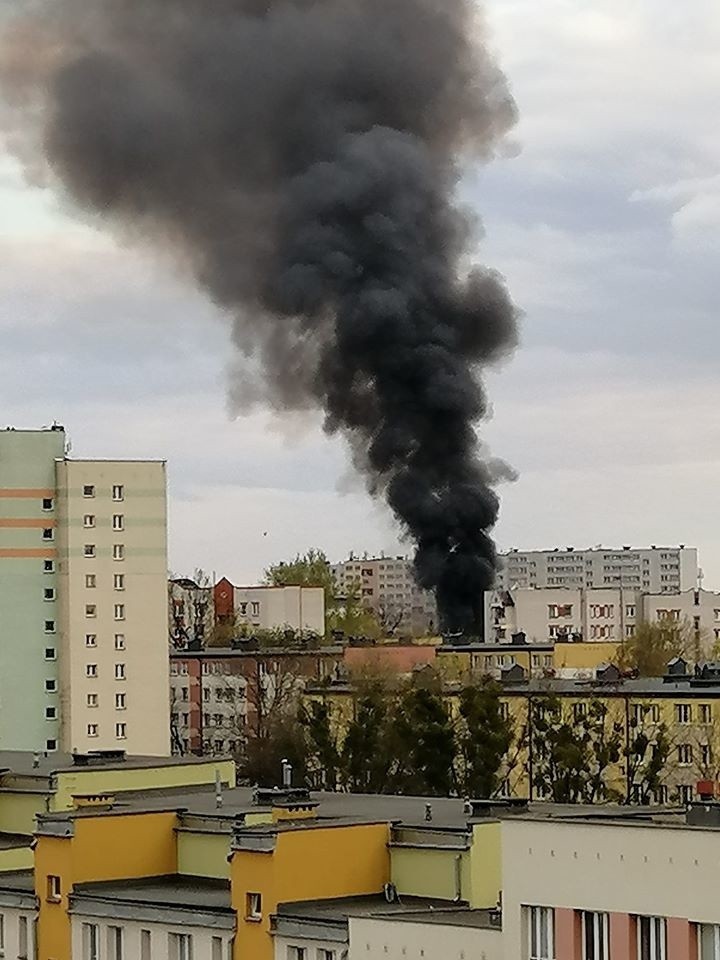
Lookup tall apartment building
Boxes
[499,544,698,593]
[331,555,437,635]
[0,427,169,755]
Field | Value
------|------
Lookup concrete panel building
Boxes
[0,427,169,756]
[331,556,437,636]
[0,427,67,752]
[499,544,698,594]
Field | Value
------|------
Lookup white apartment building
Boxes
[331,555,437,635]
[56,460,170,756]
[499,545,698,594]
[233,584,324,635]
[485,585,720,648]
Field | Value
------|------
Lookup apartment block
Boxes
[0,426,66,752]
[499,544,698,593]
[0,427,170,755]
[485,585,720,647]
[331,555,437,635]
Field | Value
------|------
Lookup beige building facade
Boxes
[349,914,501,960]
[233,584,325,635]
[56,460,169,756]
[331,556,437,635]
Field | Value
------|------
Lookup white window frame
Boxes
[581,911,609,960]
[115,663,126,680]
[114,604,125,621]
[83,485,95,498]
[108,924,124,960]
[83,922,100,960]
[637,915,666,960]
[114,573,125,591]
[114,634,126,650]
[112,514,124,531]
[113,544,125,561]
[169,932,193,960]
[527,905,555,960]
[115,722,127,739]
[698,923,720,960]
[112,484,125,502]
[87,724,99,738]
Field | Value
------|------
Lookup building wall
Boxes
[349,915,502,960]
[643,588,720,644]
[70,913,233,960]
[35,810,178,960]
[274,931,346,960]
[55,460,169,756]
[499,545,698,593]
[391,846,471,903]
[0,428,66,751]
[177,831,232,880]
[502,816,720,960]
[552,641,621,677]
[232,585,325,635]
[0,791,49,835]
[332,557,437,636]
[230,822,391,960]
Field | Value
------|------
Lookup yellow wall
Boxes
[35,811,178,960]
[0,791,48,834]
[177,831,230,879]
[469,822,502,908]
[231,822,390,960]
[0,845,33,872]
[553,641,620,671]
[391,846,471,901]
[51,759,236,810]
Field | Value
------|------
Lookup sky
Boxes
[1,0,719,587]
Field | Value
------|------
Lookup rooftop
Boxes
[0,871,35,894]
[71,874,232,912]
[0,832,32,850]
[0,750,231,780]
[277,893,469,922]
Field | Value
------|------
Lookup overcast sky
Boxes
[2,0,719,587]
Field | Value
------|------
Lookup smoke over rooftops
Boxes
[1,0,519,632]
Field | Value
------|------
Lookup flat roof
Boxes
[71,874,231,911]
[0,832,32,851]
[278,893,466,921]
[0,871,34,894]
[171,646,343,659]
[0,751,232,779]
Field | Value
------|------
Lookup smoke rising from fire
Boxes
[1,0,519,633]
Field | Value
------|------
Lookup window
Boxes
[116,722,127,739]
[203,687,211,702]
[115,692,126,710]
[85,574,96,588]
[45,647,56,660]
[45,679,57,693]
[44,559,55,573]
[699,924,720,960]
[18,915,28,959]
[251,601,260,616]
[140,930,152,960]
[47,874,61,902]
[83,485,95,498]
[112,514,124,531]
[675,704,692,724]
[86,664,98,678]
[42,497,53,511]
[84,544,96,558]
[702,744,712,767]
[83,922,99,960]
[113,543,125,561]
[115,634,126,650]
[0,913,4,953]
[168,932,193,960]
[573,702,586,722]
[580,911,609,960]
[246,892,262,920]
[85,604,97,618]
[678,784,694,804]
[86,634,97,647]
[212,937,224,960]
[46,738,57,751]
[42,527,54,540]
[87,723,98,737]
[114,604,125,621]
[527,906,554,960]
[287,949,307,960]
[317,951,335,960]
[677,744,693,765]
[44,620,55,633]
[115,663,126,680]
[108,925,124,960]
[45,705,57,721]
[637,916,666,960]
[112,484,125,501]
[701,704,713,724]
[83,514,96,528]
[44,587,55,601]
[87,693,98,708]
[114,573,125,590]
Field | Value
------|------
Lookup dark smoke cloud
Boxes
[1,0,519,632]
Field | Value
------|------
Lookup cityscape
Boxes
[1,1,718,960]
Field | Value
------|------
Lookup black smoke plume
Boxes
[1,0,519,633]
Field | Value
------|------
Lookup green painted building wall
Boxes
[0,428,66,750]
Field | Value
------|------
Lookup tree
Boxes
[389,674,456,797]
[168,570,213,649]
[530,696,623,803]
[327,579,382,640]
[341,672,397,793]
[454,681,513,798]
[624,708,673,804]
[300,699,341,790]
[617,620,702,677]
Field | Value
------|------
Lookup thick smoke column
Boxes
[2,0,518,633]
